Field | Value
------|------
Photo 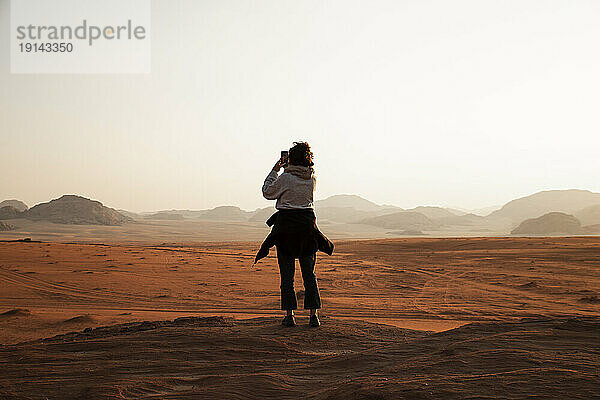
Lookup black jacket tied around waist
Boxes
[254,209,334,264]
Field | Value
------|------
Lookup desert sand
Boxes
[1,237,600,398]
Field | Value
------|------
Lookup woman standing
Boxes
[255,142,333,327]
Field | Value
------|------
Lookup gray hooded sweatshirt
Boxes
[262,165,316,210]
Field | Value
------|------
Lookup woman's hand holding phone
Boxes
[273,159,283,172]
[273,151,288,172]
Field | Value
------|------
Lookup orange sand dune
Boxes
[0,237,599,398]
[1,237,599,344]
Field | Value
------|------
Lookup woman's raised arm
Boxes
[262,160,286,200]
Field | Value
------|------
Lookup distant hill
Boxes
[141,209,209,219]
[0,206,22,220]
[313,195,402,224]
[444,208,468,216]
[405,206,457,219]
[315,207,383,224]
[358,211,440,230]
[393,229,426,236]
[0,221,16,231]
[357,206,488,230]
[117,209,142,220]
[10,190,600,237]
[436,213,485,226]
[315,195,399,212]
[511,212,583,235]
[248,207,277,223]
[249,197,402,225]
[490,190,600,222]
[575,204,600,226]
[144,212,185,221]
[0,200,28,212]
[471,205,502,216]
[449,205,501,216]
[22,195,133,225]
[197,206,248,221]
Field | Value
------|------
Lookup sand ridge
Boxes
[1,315,599,399]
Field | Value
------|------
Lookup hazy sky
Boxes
[2,0,600,212]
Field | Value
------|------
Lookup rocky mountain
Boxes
[511,212,583,235]
[490,190,600,223]
[358,211,440,231]
[0,206,22,220]
[197,206,249,221]
[0,200,28,212]
[22,195,133,225]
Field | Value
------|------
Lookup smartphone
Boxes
[280,150,289,167]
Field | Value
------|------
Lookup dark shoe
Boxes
[282,315,296,327]
[309,314,320,327]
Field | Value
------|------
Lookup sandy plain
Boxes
[1,237,599,398]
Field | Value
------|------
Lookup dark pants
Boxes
[276,246,321,310]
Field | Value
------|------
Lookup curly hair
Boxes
[288,141,314,167]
